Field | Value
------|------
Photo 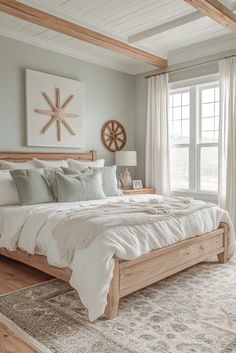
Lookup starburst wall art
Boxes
[26,69,84,148]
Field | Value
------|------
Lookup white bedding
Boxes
[0,194,235,321]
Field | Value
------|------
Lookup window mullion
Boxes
[189,86,197,192]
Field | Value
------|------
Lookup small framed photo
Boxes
[132,180,143,189]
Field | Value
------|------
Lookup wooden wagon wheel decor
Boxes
[102,120,127,152]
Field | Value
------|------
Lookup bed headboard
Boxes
[0,150,97,162]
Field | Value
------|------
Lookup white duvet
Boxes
[0,194,235,321]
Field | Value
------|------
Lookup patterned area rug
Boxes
[0,258,236,353]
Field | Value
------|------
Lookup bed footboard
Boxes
[217,223,229,263]
[105,223,229,319]
[0,223,229,321]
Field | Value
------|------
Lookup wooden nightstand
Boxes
[122,188,155,195]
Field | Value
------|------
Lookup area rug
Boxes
[0,258,236,353]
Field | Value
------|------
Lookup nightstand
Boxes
[122,188,155,195]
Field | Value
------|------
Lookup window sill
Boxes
[171,190,218,204]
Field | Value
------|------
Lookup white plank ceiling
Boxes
[0,0,236,74]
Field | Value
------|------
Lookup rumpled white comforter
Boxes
[0,194,235,321]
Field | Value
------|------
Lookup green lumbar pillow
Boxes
[56,169,105,202]
[10,168,55,206]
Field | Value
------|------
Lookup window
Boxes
[169,82,219,199]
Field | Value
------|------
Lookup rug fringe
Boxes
[0,312,53,353]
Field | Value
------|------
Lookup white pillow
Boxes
[94,166,123,196]
[0,171,19,205]
[0,160,34,170]
[33,158,68,168]
[67,158,105,172]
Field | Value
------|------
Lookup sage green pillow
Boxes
[42,168,62,200]
[56,170,105,202]
[10,169,55,206]
[43,167,91,199]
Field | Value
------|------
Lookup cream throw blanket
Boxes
[53,197,212,262]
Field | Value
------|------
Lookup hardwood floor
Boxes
[0,256,52,353]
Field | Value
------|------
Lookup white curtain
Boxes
[219,57,236,226]
[145,74,170,195]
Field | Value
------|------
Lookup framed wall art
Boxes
[25,69,84,148]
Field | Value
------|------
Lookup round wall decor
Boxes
[101,120,127,152]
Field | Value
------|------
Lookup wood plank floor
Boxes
[0,256,52,353]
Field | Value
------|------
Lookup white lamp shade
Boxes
[115,151,137,166]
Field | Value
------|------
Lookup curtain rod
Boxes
[145,54,236,79]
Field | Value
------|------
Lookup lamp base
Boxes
[119,167,132,189]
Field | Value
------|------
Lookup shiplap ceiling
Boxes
[0,0,236,74]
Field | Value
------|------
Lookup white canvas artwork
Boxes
[26,69,84,148]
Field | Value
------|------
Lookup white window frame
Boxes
[169,74,219,203]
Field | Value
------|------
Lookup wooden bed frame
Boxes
[0,151,229,320]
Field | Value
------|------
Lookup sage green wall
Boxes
[0,36,135,165]
[2,35,235,181]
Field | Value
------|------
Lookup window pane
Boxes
[202,88,214,103]
[170,147,189,190]
[173,107,181,120]
[169,89,190,145]
[182,92,190,105]
[215,102,219,116]
[200,146,218,192]
[215,117,219,130]
[200,85,219,143]
[173,93,181,106]
[201,131,215,142]
[202,117,214,131]
[173,120,181,136]
[215,87,219,101]
[182,106,189,119]
[181,120,189,143]
[202,103,214,117]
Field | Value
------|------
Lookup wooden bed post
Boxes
[105,258,120,319]
[218,223,229,263]
[90,150,97,161]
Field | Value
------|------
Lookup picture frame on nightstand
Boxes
[132,180,143,189]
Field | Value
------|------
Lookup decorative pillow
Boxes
[56,170,105,202]
[10,169,55,206]
[93,166,123,196]
[42,168,62,200]
[0,171,19,205]
[60,167,85,175]
[33,158,68,168]
[43,167,84,199]
[67,158,105,172]
[0,160,34,170]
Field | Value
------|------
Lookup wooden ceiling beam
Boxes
[0,0,167,68]
[184,0,236,32]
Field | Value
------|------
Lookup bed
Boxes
[0,151,234,322]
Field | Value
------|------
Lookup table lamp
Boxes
[115,151,137,189]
